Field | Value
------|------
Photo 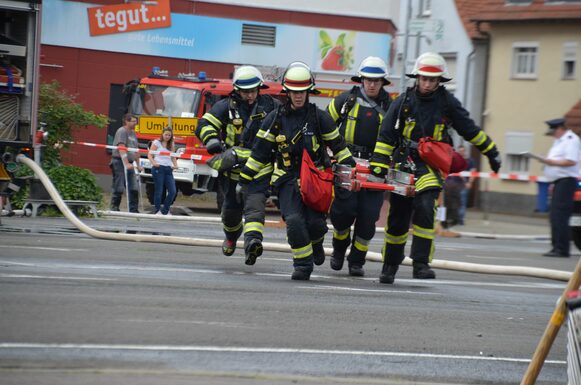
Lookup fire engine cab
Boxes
[120,68,284,208]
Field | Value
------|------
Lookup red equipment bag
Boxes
[450,150,468,174]
[417,137,455,175]
[299,148,335,213]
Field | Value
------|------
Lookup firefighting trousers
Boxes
[242,176,270,247]
[277,178,328,269]
[221,177,243,242]
[382,189,440,266]
[330,188,384,266]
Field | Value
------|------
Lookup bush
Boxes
[47,166,103,203]
[11,165,102,216]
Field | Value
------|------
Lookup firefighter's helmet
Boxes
[351,56,391,85]
[233,65,269,90]
[281,62,318,93]
[406,52,452,82]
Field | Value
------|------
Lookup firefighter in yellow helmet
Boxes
[195,65,279,265]
[239,62,355,280]
[369,52,502,284]
[326,56,392,277]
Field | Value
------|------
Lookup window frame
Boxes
[511,42,539,80]
[504,131,534,174]
[562,41,578,80]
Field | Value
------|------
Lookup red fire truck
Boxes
[118,68,284,209]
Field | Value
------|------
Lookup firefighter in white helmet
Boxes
[369,52,502,284]
[239,62,355,281]
[326,56,392,277]
[195,65,280,265]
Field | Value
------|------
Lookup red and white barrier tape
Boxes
[64,141,212,163]
[450,171,549,183]
[67,141,555,183]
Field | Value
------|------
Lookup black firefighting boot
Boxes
[291,266,313,281]
[312,240,326,266]
[379,264,399,284]
[347,246,366,277]
[330,236,350,271]
[412,261,436,279]
[129,190,140,213]
[110,193,122,212]
[292,255,314,281]
[222,227,242,257]
[244,238,263,266]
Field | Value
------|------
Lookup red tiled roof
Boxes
[566,99,581,136]
[470,0,581,23]
[454,0,491,40]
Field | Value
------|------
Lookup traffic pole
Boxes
[520,255,581,385]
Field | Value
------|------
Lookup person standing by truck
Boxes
[196,66,279,265]
[110,113,141,212]
[148,127,178,216]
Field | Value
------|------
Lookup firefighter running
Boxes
[369,52,502,284]
[239,62,355,281]
[326,56,392,277]
[195,66,279,265]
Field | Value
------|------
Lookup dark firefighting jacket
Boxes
[370,85,498,192]
[327,86,391,159]
[240,102,354,187]
[196,92,278,180]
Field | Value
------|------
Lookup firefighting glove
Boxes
[235,182,248,204]
[206,138,223,155]
[342,156,356,167]
[486,150,502,173]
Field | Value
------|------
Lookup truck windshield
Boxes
[129,85,201,117]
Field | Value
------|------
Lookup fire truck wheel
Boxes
[572,227,581,252]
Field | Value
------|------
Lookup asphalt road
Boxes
[0,212,577,385]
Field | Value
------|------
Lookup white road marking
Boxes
[297,285,441,296]
[0,343,566,365]
[2,246,88,252]
[0,260,222,274]
[119,319,258,329]
[0,260,565,290]
[0,274,116,281]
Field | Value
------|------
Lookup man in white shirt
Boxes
[539,118,581,257]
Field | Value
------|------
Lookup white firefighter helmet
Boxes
[351,56,391,85]
[281,61,318,93]
[406,52,452,82]
[233,65,268,90]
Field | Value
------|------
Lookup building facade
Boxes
[39,0,397,177]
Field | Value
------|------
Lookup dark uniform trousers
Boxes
[278,178,328,269]
[243,175,270,246]
[383,189,440,266]
[550,177,577,256]
[221,174,269,246]
[110,157,139,212]
[330,187,384,266]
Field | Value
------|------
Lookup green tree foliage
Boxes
[40,80,109,168]
[12,81,109,213]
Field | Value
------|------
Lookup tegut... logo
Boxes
[87,0,171,36]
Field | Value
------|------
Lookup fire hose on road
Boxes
[17,154,572,282]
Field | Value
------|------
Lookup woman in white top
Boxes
[148,127,178,215]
